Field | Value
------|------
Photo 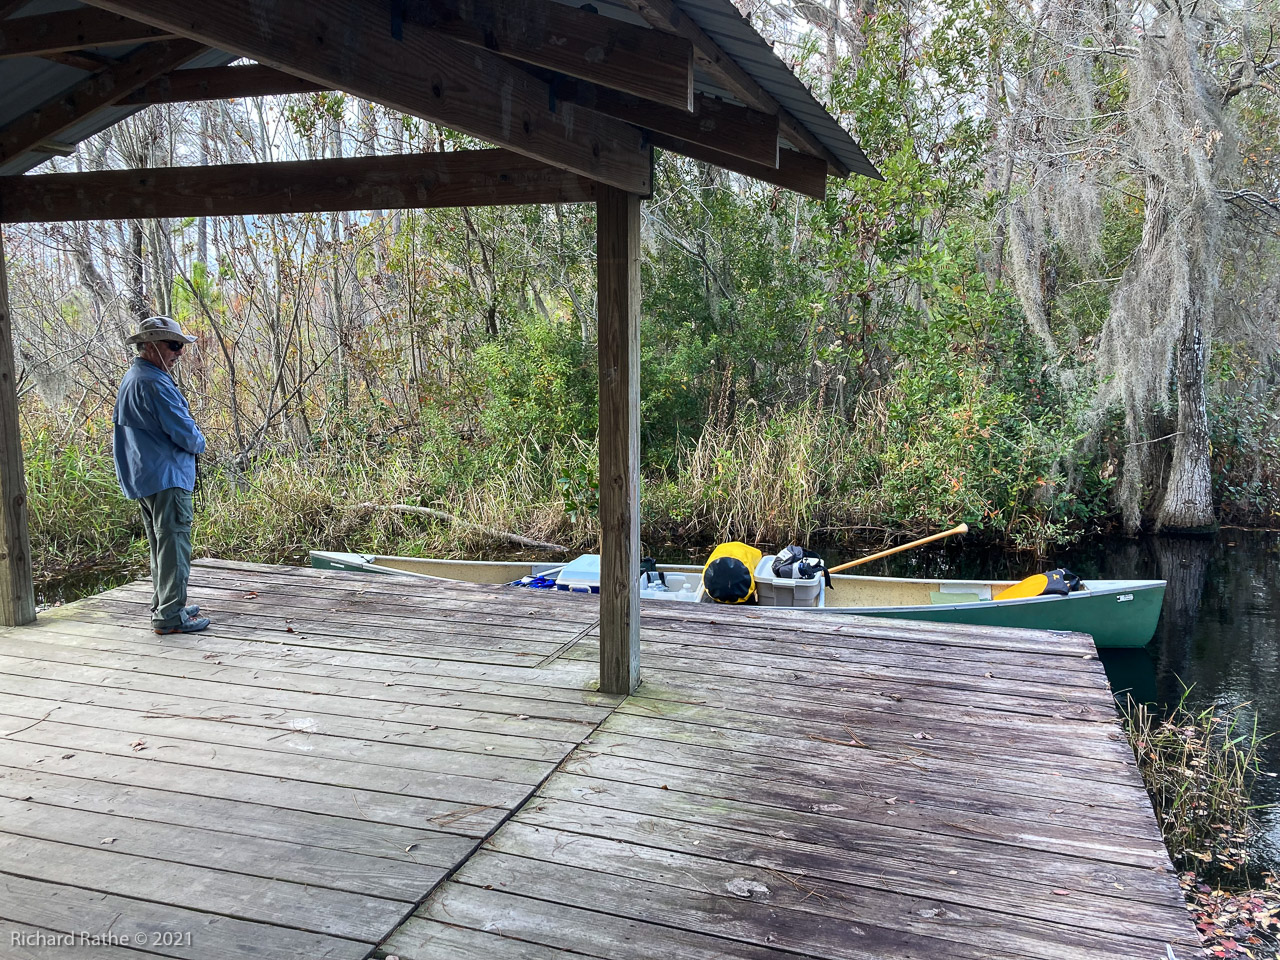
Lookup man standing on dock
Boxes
[113,316,210,635]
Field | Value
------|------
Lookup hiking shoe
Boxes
[154,614,210,635]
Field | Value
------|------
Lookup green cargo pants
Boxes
[138,487,193,630]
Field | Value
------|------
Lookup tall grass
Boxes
[23,429,143,577]
[1123,691,1269,880]
[25,397,1094,596]
[645,408,878,545]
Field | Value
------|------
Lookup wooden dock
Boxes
[0,560,1199,959]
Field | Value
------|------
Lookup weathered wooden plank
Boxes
[557,750,1166,861]
[574,731,1163,840]
[597,712,1154,807]
[482,824,1189,959]
[596,183,642,695]
[22,611,608,695]
[0,716,534,810]
[0,688,557,788]
[0,642,598,742]
[0,152,599,224]
[406,0,693,112]
[634,671,1121,734]
[382,917,591,960]
[0,764,475,867]
[530,778,1178,908]
[0,874,366,960]
[0,795,444,899]
[452,849,1050,960]
[0,832,405,941]
[0,670,583,764]
[0,618,611,706]
[0,736,504,836]
[513,797,1190,936]
[603,646,1113,720]
[0,39,204,164]
[638,596,1099,656]
[0,228,34,627]
[614,695,1136,769]
[59,603,547,667]
[0,626,607,721]
[636,605,1101,661]
[80,592,572,659]
[569,644,1107,711]
[81,0,654,193]
[101,576,588,643]
[411,882,824,960]
[0,8,176,59]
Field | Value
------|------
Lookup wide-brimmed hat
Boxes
[125,316,197,346]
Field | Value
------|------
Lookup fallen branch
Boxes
[352,502,568,553]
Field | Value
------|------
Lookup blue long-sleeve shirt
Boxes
[112,358,206,500]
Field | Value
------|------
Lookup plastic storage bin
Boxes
[640,570,700,602]
[753,555,823,607]
[555,554,601,593]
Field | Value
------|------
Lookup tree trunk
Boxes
[1155,304,1216,533]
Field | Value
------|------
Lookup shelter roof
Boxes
[0,0,878,187]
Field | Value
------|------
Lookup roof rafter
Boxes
[0,8,178,60]
[552,80,778,169]
[122,64,328,104]
[125,64,781,171]
[405,0,694,113]
[654,137,826,198]
[80,0,653,194]
[622,0,849,177]
[0,38,205,166]
[0,150,597,222]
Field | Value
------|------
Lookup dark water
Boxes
[868,530,1280,868]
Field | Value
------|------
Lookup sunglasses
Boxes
[164,341,185,353]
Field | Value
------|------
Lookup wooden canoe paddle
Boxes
[828,523,969,575]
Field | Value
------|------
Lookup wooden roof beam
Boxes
[405,0,694,113]
[652,137,826,199]
[125,64,782,171]
[622,0,849,178]
[0,8,177,59]
[122,64,328,104]
[0,39,204,166]
[80,0,653,195]
[555,81,778,169]
[0,150,597,222]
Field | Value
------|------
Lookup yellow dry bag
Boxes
[703,542,763,604]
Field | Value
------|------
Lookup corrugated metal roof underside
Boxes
[0,0,878,182]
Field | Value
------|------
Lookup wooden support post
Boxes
[0,226,34,627]
[596,184,641,695]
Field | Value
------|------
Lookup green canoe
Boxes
[309,551,1165,649]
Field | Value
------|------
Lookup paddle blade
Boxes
[994,574,1049,601]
